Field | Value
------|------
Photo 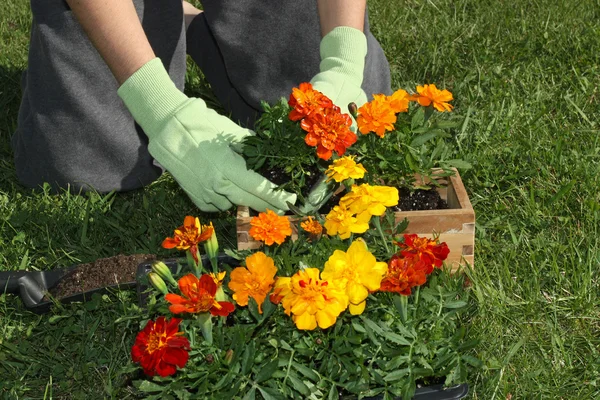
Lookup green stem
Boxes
[372,217,390,253]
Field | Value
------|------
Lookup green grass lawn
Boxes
[1,0,599,398]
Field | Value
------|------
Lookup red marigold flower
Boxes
[301,106,356,160]
[356,94,398,138]
[379,255,429,296]
[396,234,450,273]
[288,82,334,121]
[165,274,235,316]
[162,216,214,250]
[131,316,190,377]
[249,209,293,246]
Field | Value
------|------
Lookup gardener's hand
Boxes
[118,58,296,212]
[310,26,368,118]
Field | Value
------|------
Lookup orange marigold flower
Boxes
[412,84,454,112]
[288,82,334,121]
[396,234,450,273]
[165,274,235,317]
[386,89,410,114]
[162,216,214,251]
[379,255,429,296]
[301,106,356,160]
[357,94,397,138]
[228,252,277,313]
[131,317,190,377]
[300,216,323,236]
[249,209,293,246]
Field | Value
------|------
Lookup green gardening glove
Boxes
[310,26,369,119]
[118,58,297,213]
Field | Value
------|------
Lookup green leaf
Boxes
[135,380,164,393]
[410,130,445,147]
[385,332,412,346]
[411,108,425,130]
[443,300,468,309]
[383,368,410,382]
[327,385,339,400]
[444,159,473,169]
[288,374,311,396]
[293,362,320,381]
[257,386,284,400]
[241,342,256,375]
[255,359,279,383]
[242,387,256,400]
[462,355,484,368]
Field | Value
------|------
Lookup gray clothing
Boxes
[13,1,391,193]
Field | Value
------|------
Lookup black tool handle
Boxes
[0,271,30,294]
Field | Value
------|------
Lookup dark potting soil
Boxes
[394,187,448,212]
[258,167,449,214]
[49,254,156,300]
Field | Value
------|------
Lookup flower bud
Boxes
[348,102,358,119]
[148,272,169,295]
[151,261,177,286]
[225,349,234,365]
[203,224,219,259]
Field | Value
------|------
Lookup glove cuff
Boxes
[319,26,368,84]
[117,58,190,135]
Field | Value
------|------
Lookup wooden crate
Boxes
[237,170,475,271]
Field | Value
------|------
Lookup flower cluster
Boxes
[357,84,453,138]
[288,82,357,160]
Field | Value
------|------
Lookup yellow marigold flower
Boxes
[357,94,397,138]
[386,89,410,114]
[340,184,399,220]
[300,216,323,236]
[228,252,277,313]
[276,268,348,330]
[413,84,454,112]
[323,205,371,239]
[322,239,388,315]
[325,156,367,183]
[249,209,292,246]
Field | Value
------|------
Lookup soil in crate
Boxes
[259,166,449,214]
[48,254,156,300]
